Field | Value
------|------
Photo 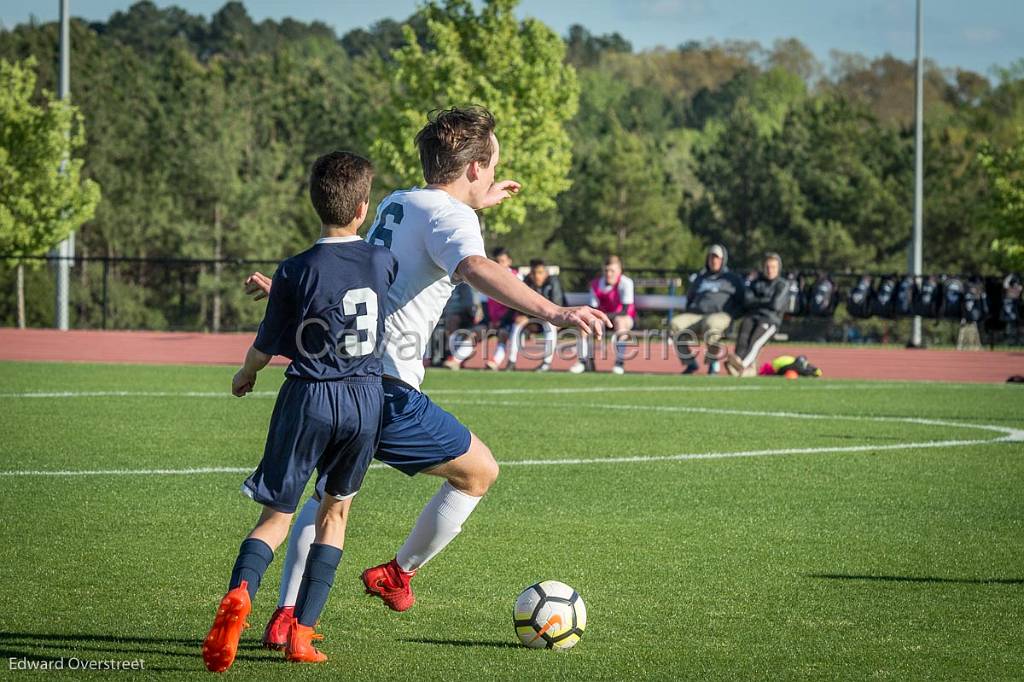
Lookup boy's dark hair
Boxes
[491,246,509,260]
[415,106,496,185]
[309,151,374,226]
[529,258,546,269]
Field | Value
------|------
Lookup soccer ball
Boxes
[513,580,586,650]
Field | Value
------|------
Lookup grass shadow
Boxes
[401,637,520,649]
[806,573,1024,585]
[0,631,286,671]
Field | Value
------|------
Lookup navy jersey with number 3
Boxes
[254,236,398,381]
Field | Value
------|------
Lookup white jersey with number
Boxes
[366,188,486,390]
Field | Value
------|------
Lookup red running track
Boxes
[1,328,1023,383]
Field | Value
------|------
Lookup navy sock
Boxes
[229,538,274,602]
[294,543,343,627]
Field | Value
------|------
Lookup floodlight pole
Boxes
[910,0,924,347]
[54,0,73,330]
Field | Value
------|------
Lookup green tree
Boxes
[369,0,579,233]
[564,24,631,67]
[560,115,697,269]
[690,106,780,265]
[0,57,100,327]
[979,128,1024,271]
[922,126,995,273]
[694,97,912,270]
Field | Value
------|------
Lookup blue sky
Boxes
[3,0,1022,77]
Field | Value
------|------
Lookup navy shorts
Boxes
[374,378,473,476]
[243,377,383,513]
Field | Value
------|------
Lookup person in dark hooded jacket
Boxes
[726,252,789,376]
[672,244,744,374]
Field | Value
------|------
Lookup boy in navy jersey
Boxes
[202,151,397,672]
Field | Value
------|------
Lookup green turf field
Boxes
[0,361,1022,680]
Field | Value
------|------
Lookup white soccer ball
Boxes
[513,580,587,650]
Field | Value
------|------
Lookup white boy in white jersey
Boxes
[244,107,610,644]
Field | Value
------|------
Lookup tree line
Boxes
[1,0,1021,331]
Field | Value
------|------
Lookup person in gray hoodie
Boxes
[672,244,744,374]
[726,252,789,376]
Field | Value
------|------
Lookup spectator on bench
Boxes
[571,255,635,375]
[672,244,743,375]
[727,252,788,376]
[506,259,566,372]
[437,281,482,367]
[443,246,518,370]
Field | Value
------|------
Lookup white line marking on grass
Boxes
[0,390,280,399]
[2,402,1020,477]
[4,387,1019,477]
[444,399,1024,441]
[0,466,252,477]
[0,382,989,400]
[494,438,1008,467]
[0,386,770,399]
[0,436,1014,478]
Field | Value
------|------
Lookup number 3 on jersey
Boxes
[342,288,378,357]
[368,203,403,249]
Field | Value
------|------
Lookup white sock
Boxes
[508,323,526,363]
[543,323,557,365]
[396,482,482,572]
[492,342,507,366]
[614,336,627,363]
[278,496,317,607]
[450,332,475,362]
[577,336,590,362]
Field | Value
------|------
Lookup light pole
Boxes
[54,0,73,330]
[910,0,924,347]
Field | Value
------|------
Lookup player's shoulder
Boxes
[365,241,398,268]
[378,188,416,207]
[275,249,310,279]
[415,188,477,222]
[381,187,474,223]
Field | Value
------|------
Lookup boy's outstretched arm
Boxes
[455,255,611,338]
[233,345,272,397]
[245,272,273,301]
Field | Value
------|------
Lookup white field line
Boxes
[0,437,1012,478]
[0,466,253,477]
[1,400,1020,477]
[0,382,1009,400]
[443,399,1024,441]
[491,437,1006,466]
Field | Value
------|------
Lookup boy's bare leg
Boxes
[289,496,351,662]
[358,434,497,612]
[204,506,292,672]
[395,433,496,569]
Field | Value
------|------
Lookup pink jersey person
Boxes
[486,296,510,323]
[573,255,635,375]
[590,274,636,319]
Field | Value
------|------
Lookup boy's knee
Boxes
[461,444,499,497]
[480,453,499,490]
[317,497,352,522]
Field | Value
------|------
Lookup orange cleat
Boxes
[262,605,295,651]
[202,581,252,673]
[361,559,416,612]
[285,622,327,663]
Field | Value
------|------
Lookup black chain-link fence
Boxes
[2,255,1020,347]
